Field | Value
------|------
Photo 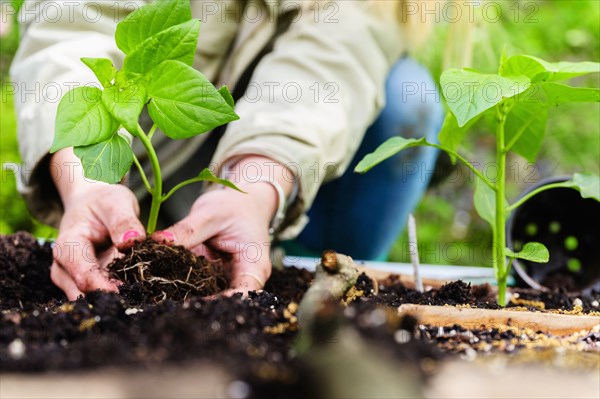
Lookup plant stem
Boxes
[495,105,508,306]
[505,182,571,212]
[162,176,203,202]
[132,153,152,194]
[136,124,162,234]
[497,275,507,306]
[148,123,158,140]
[431,144,495,190]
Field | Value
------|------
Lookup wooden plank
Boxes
[398,304,600,336]
[0,363,230,399]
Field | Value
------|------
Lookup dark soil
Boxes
[369,274,501,309]
[1,231,599,396]
[0,232,65,309]
[109,239,228,304]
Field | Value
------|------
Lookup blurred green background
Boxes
[1,1,599,265]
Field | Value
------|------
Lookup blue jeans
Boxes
[292,57,444,260]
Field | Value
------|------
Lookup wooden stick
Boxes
[398,304,600,336]
[407,214,424,292]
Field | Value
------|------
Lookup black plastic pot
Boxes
[507,176,600,293]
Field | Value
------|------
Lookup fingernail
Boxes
[157,230,175,243]
[121,230,140,243]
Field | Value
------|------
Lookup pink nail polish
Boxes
[158,231,175,243]
[121,230,140,242]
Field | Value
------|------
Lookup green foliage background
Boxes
[1,1,599,263]
[391,0,600,266]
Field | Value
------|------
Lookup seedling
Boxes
[50,0,240,233]
[356,54,600,306]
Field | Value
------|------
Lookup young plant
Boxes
[50,0,240,234]
[356,54,600,306]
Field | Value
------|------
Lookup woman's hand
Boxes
[152,156,294,295]
[50,149,145,300]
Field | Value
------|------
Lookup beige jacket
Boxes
[11,0,406,237]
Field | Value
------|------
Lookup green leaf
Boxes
[506,242,549,263]
[355,137,433,173]
[123,19,200,78]
[115,0,191,55]
[441,69,530,127]
[438,112,482,163]
[539,82,600,106]
[473,177,497,227]
[81,58,117,88]
[196,168,244,192]
[146,60,239,139]
[499,47,509,67]
[504,100,548,162]
[73,134,133,184]
[51,87,119,153]
[218,86,235,108]
[564,173,600,201]
[102,81,147,134]
[500,55,600,82]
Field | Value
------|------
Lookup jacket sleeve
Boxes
[211,1,406,238]
[10,1,141,226]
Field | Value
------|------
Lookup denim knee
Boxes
[371,57,444,145]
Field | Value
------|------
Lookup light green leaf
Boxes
[499,47,509,67]
[146,61,239,139]
[81,58,117,88]
[51,86,119,153]
[218,86,235,108]
[123,19,200,78]
[441,69,530,127]
[102,81,147,134]
[73,134,133,184]
[564,173,600,201]
[162,168,244,202]
[504,100,548,162]
[473,177,498,227]
[500,55,600,82]
[438,112,482,163]
[539,82,600,106]
[355,137,434,173]
[196,168,243,192]
[506,242,549,263]
[115,0,191,54]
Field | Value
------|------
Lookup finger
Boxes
[189,243,222,262]
[53,234,119,294]
[223,274,265,297]
[152,211,215,248]
[102,207,146,251]
[50,262,84,300]
[225,240,271,294]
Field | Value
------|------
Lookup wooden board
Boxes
[398,304,600,336]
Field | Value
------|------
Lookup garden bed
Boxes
[1,232,599,398]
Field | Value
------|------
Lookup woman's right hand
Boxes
[50,149,145,300]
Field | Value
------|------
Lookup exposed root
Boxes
[109,239,229,303]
